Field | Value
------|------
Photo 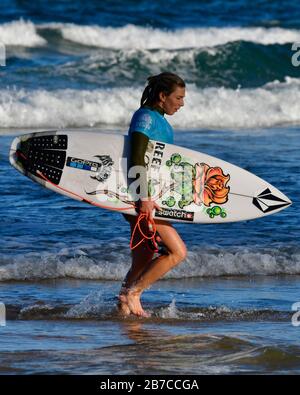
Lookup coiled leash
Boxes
[129,213,159,253]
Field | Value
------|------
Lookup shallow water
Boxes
[1,277,300,374]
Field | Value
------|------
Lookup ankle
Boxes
[127,284,143,296]
[119,283,130,296]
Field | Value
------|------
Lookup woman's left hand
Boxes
[139,199,161,220]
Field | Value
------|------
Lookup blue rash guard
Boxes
[124,106,174,220]
[128,107,174,144]
[124,107,173,246]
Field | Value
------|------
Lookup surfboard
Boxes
[9,130,292,223]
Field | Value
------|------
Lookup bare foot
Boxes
[126,289,150,318]
[117,294,131,317]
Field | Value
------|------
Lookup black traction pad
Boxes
[25,149,66,169]
[16,134,68,185]
[24,134,68,150]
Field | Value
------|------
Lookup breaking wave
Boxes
[1,244,299,282]
[2,20,300,49]
[1,78,300,129]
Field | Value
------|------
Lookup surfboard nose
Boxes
[252,187,292,214]
[9,136,21,168]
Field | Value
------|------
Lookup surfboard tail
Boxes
[252,187,292,215]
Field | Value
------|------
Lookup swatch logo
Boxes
[155,208,194,222]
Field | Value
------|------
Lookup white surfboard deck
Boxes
[9,130,292,223]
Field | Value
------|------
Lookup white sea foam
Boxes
[65,291,110,319]
[172,77,300,129]
[1,20,300,49]
[0,19,46,47]
[158,298,205,320]
[52,23,300,49]
[0,86,137,129]
[0,245,299,282]
[1,78,300,129]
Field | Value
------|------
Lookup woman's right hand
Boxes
[139,199,161,220]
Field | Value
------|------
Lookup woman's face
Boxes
[159,86,185,115]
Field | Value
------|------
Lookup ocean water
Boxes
[1,0,300,375]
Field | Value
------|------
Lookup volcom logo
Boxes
[253,188,291,213]
[90,155,114,183]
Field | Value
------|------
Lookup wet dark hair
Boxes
[140,72,185,107]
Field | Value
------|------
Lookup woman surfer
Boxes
[119,72,187,318]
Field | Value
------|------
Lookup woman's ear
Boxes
[159,91,166,103]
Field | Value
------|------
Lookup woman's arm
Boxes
[130,131,149,199]
[130,131,148,167]
[129,131,160,218]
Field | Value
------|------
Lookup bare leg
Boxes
[126,220,187,316]
[118,215,154,316]
[123,216,155,287]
